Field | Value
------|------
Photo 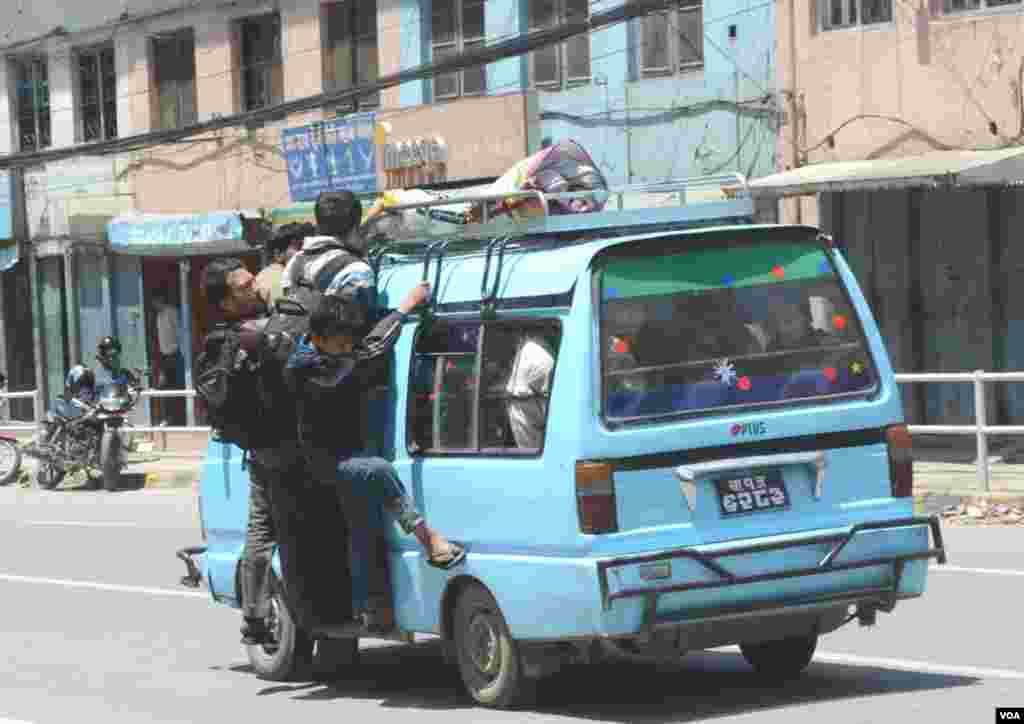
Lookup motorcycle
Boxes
[25,373,145,492]
[0,375,23,486]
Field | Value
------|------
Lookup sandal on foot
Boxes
[426,542,467,570]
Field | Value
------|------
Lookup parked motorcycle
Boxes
[0,374,23,486]
[25,372,145,492]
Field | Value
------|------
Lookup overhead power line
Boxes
[0,0,674,171]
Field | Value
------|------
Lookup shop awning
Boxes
[748,148,1024,198]
[107,210,263,257]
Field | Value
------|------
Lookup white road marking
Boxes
[930,564,1024,577]
[0,573,207,599]
[23,520,146,528]
[0,718,36,724]
[811,651,1024,682]
[711,646,1024,681]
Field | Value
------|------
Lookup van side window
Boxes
[407,320,561,455]
[409,322,480,452]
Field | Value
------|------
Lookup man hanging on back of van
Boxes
[280,191,379,315]
[279,190,465,632]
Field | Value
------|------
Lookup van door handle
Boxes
[674,451,827,506]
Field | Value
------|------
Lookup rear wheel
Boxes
[0,438,21,486]
[100,429,122,492]
[246,575,315,681]
[739,633,818,680]
[453,584,532,709]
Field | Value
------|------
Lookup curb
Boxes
[139,470,197,490]
[914,490,1024,515]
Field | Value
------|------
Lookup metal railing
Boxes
[893,371,1024,493]
[2,371,1020,491]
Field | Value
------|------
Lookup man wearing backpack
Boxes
[280,190,376,312]
[198,257,334,646]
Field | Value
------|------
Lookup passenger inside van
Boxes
[764,299,836,352]
[505,332,557,449]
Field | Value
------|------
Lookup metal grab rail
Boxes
[894,370,1024,492]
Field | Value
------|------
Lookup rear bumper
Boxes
[596,515,946,639]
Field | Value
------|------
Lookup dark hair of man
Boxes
[314,191,362,239]
[309,295,365,339]
[202,257,244,309]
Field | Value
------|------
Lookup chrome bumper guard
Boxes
[596,515,947,637]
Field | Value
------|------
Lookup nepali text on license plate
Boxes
[714,471,789,517]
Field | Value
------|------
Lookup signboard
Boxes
[107,211,254,257]
[282,112,378,202]
[0,172,17,270]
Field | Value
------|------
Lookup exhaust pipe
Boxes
[176,546,207,588]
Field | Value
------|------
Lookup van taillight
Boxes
[576,462,618,534]
[886,425,914,498]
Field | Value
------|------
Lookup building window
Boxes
[13,57,50,152]
[529,0,590,90]
[819,0,892,30]
[239,13,283,111]
[76,45,117,142]
[640,0,703,77]
[152,29,197,130]
[943,0,1019,12]
[408,320,560,455]
[431,0,486,100]
[323,0,380,110]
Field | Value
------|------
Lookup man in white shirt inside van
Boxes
[506,334,557,449]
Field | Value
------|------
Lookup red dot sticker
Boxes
[771,265,786,280]
[737,376,752,391]
[832,314,848,331]
[613,338,630,354]
[823,367,838,383]
[447,360,456,371]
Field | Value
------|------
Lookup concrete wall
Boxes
[778,0,1024,165]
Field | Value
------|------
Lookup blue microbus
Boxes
[178,175,946,708]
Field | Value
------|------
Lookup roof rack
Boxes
[369,172,750,249]
[365,172,756,317]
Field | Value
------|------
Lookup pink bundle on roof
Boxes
[468,139,609,223]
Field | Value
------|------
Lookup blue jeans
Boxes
[329,456,423,614]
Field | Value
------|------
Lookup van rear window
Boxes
[598,241,878,422]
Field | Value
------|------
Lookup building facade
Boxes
[0,0,779,422]
[759,0,1024,431]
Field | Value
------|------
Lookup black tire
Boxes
[246,576,315,681]
[0,438,21,486]
[739,633,818,680]
[453,584,532,709]
[100,430,122,492]
[35,464,64,490]
[311,637,360,681]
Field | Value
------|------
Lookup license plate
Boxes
[714,470,789,517]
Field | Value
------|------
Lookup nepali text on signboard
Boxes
[107,212,249,257]
[282,112,378,202]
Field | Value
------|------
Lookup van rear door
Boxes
[595,230,898,545]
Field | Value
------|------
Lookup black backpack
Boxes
[194,322,278,452]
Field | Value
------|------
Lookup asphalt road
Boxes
[0,486,1021,724]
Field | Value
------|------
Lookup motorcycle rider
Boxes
[94,336,141,391]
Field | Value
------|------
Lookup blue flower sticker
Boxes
[606,287,619,299]
[819,259,831,274]
[721,274,735,286]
